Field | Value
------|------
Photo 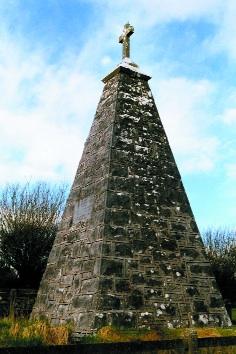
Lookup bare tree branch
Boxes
[0,182,67,288]
[203,228,236,305]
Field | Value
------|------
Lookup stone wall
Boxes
[32,64,231,335]
[0,288,37,317]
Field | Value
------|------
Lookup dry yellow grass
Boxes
[196,328,221,338]
[139,331,161,341]
[95,325,236,344]
[2,316,236,348]
[6,319,70,345]
[9,323,20,337]
[96,326,161,342]
[97,326,125,342]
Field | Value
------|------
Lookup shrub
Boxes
[0,182,66,288]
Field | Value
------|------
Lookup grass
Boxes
[0,317,71,347]
[80,325,236,343]
[80,326,161,343]
[1,317,236,348]
[161,327,236,339]
[232,308,236,322]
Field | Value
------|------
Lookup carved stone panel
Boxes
[73,196,94,224]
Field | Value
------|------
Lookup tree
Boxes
[0,182,66,288]
[0,258,18,288]
[203,228,236,305]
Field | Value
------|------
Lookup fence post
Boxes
[9,289,16,319]
[187,330,198,354]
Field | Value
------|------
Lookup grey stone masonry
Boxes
[32,63,231,336]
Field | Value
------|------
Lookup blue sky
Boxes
[0,0,236,231]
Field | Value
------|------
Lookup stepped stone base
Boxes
[32,64,231,335]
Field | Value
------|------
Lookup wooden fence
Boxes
[0,289,37,317]
[0,336,236,354]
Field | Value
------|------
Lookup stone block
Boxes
[110,311,135,328]
[194,301,208,312]
[82,260,95,272]
[101,259,123,276]
[210,296,224,308]
[115,243,132,257]
[132,273,145,284]
[72,295,93,309]
[100,295,121,310]
[106,191,130,208]
[81,278,99,294]
[128,289,144,309]
[115,279,130,292]
[105,209,129,225]
[100,278,113,292]
[104,225,127,239]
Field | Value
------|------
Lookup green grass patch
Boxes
[80,326,161,343]
[81,326,236,344]
[217,326,236,337]
[157,326,236,339]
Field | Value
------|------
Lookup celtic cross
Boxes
[119,23,134,59]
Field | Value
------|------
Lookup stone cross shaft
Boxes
[119,23,134,59]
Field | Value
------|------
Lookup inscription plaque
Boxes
[73,196,94,223]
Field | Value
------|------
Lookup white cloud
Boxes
[0,26,220,185]
[101,55,112,66]
[136,0,222,24]
[85,0,222,25]
[0,0,231,185]
[153,77,219,173]
[85,0,236,64]
[221,108,236,124]
[210,0,236,60]
[0,31,101,185]
[226,164,236,179]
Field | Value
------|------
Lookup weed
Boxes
[0,317,72,347]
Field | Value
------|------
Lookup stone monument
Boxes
[32,23,231,336]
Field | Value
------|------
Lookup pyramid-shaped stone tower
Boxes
[32,24,231,336]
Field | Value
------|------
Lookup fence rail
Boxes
[0,288,37,317]
[0,336,236,354]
